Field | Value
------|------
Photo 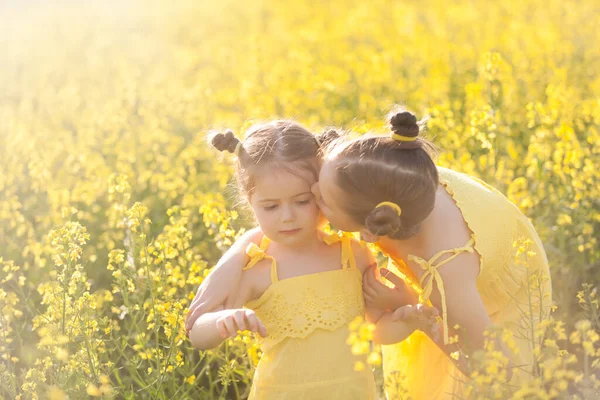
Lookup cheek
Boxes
[253,210,277,229]
[302,202,320,220]
[320,206,359,232]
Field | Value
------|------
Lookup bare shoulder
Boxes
[239,258,272,304]
[239,227,264,247]
[419,186,480,281]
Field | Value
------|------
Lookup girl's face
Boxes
[311,161,363,233]
[250,168,321,247]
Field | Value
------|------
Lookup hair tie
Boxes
[234,142,243,156]
[391,133,418,142]
[376,201,402,217]
[314,136,322,147]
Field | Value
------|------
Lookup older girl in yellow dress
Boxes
[311,108,553,399]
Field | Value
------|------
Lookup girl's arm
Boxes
[380,249,513,378]
[189,307,267,350]
[363,266,419,312]
[346,240,440,347]
[351,240,384,323]
[189,271,267,350]
[372,304,440,345]
[352,242,431,332]
[185,227,262,331]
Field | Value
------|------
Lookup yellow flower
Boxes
[86,384,102,397]
[367,351,382,366]
[48,386,67,400]
[55,348,68,362]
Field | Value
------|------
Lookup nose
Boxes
[281,203,296,223]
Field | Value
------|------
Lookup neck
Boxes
[377,234,420,260]
[376,209,435,259]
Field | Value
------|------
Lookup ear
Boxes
[359,229,380,243]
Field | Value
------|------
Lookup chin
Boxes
[276,229,317,247]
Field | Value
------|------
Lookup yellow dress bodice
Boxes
[382,167,553,399]
[244,233,377,400]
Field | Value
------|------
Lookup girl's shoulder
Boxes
[317,230,375,273]
[351,239,376,273]
[240,255,273,304]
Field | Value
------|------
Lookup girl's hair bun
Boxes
[364,205,402,237]
[211,129,240,153]
[389,110,419,138]
[316,128,341,148]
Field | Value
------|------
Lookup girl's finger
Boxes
[405,305,421,321]
[187,288,204,311]
[223,317,237,338]
[185,305,206,331]
[380,268,404,289]
[246,313,258,333]
[363,267,379,289]
[216,319,228,338]
[373,279,392,295]
[362,282,379,298]
[392,305,410,321]
[256,318,268,337]
[365,270,393,296]
[233,311,246,332]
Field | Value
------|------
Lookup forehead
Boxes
[253,168,314,199]
[319,160,336,183]
[318,161,349,202]
[318,161,342,193]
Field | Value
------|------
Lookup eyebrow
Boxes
[258,192,312,203]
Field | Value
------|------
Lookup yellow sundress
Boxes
[382,167,553,399]
[244,233,377,400]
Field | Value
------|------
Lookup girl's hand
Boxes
[363,266,419,311]
[216,309,268,339]
[185,227,262,331]
[186,267,242,331]
[392,304,441,342]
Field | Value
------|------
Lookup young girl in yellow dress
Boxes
[187,109,552,399]
[187,121,438,399]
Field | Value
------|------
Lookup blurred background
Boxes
[1,0,599,398]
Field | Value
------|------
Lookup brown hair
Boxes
[211,120,338,198]
[326,107,439,239]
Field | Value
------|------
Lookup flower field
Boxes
[1,0,599,398]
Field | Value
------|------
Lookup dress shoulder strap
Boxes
[323,232,358,270]
[407,237,476,345]
[243,235,278,283]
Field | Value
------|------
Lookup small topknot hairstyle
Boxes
[390,110,419,137]
[315,128,343,154]
[211,129,239,154]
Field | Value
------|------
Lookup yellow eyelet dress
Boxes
[243,233,377,400]
[381,167,553,399]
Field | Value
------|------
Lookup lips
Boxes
[279,228,301,234]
